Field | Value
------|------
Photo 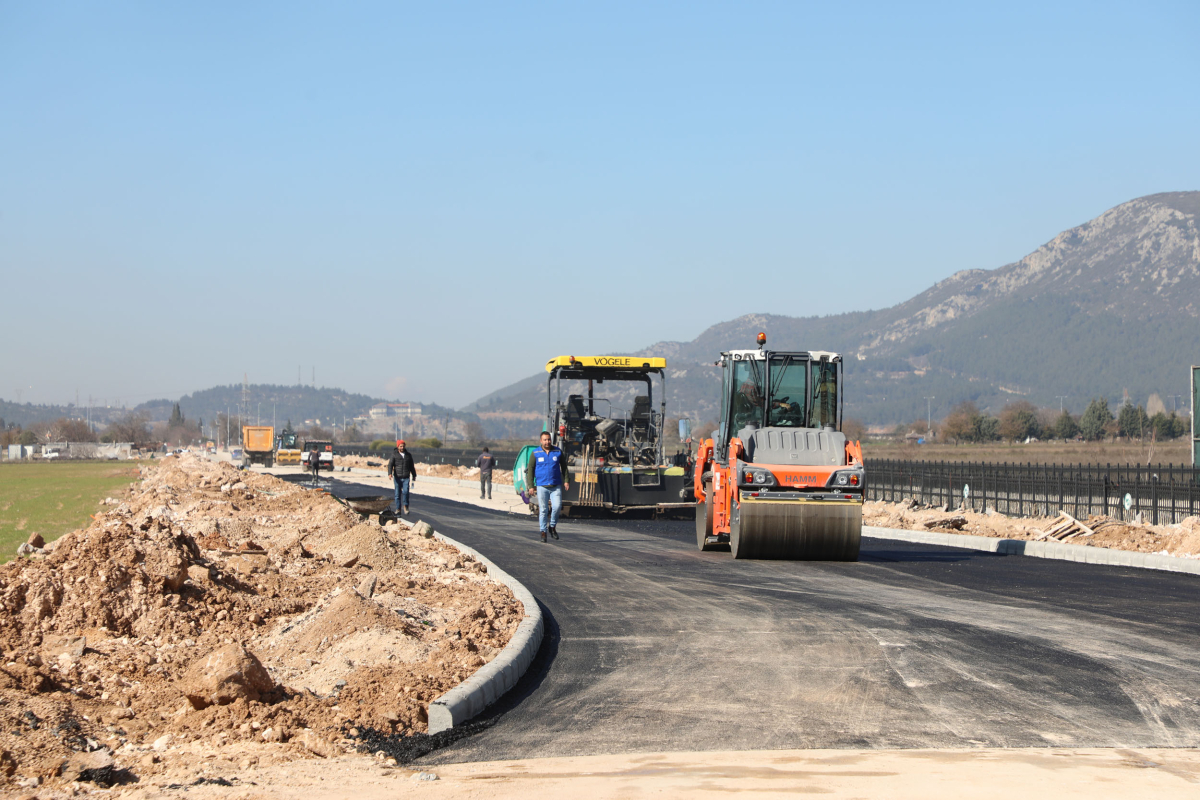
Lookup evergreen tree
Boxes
[1052,411,1080,440]
[169,403,185,427]
[972,414,1001,442]
[1117,403,1148,440]
[1079,398,1114,441]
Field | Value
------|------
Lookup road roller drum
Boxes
[729,498,861,560]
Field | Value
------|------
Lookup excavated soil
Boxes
[865,500,1200,558]
[336,455,514,485]
[0,454,522,794]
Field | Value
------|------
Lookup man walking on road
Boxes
[476,447,496,500]
[524,431,569,542]
[387,440,417,515]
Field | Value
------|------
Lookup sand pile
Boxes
[0,454,522,792]
[865,500,1200,558]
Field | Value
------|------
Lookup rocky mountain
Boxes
[468,191,1200,431]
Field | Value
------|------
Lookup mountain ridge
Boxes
[466,191,1200,431]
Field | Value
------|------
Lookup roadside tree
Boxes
[51,418,97,442]
[842,418,867,444]
[998,401,1041,442]
[1051,411,1080,441]
[306,425,332,442]
[463,419,487,447]
[1079,398,1114,441]
[940,402,977,444]
[1117,403,1149,440]
[971,413,1001,442]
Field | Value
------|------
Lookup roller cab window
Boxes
[767,356,808,428]
[729,360,764,439]
[808,360,838,429]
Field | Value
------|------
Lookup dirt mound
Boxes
[0,454,522,791]
[865,501,1200,558]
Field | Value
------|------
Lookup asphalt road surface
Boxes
[333,483,1200,762]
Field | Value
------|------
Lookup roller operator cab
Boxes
[513,356,695,515]
[275,426,302,466]
[694,333,864,560]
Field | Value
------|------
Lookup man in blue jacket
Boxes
[524,430,570,542]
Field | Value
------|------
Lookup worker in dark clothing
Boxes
[523,431,570,542]
[386,439,417,514]
[476,447,496,500]
[308,446,322,482]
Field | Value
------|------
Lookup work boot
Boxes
[549,526,559,540]
[541,530,547,543]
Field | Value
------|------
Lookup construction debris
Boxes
[0,454,523,791]
[1035,511,1096,542]
[865,500,1200,558]
[923,515,968,531]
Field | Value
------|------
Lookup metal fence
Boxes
[867,459,1200,525]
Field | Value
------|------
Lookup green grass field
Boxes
[0,461,140,563]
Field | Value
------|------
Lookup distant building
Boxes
[369,402,423,419]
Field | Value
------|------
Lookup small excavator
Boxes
[694,332,863,560]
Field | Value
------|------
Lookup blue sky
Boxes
[3,1,1198,408]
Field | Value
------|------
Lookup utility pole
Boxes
[1056,396,1069,414]
[257,402,261,426]
[1171,395,1182,414]
[923,396,935,434]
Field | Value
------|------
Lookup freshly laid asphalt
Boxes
[329,480,1200,763]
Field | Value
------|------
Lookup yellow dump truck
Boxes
[241,426,275,468]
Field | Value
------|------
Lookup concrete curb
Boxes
[426,531,544,734]
[863,525,1200,576]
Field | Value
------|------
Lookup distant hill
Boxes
[136,384,383,428]
[0,399,80,429]
[466,191,1200,429]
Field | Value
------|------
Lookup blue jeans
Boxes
[537,484,563,531]
[393,477,410,512]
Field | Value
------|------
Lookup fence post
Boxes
[1151,472,1158,525]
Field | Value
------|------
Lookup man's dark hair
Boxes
[540,431,551,438]
[482,447,490,453]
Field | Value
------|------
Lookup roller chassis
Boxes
[694,341,864,561]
